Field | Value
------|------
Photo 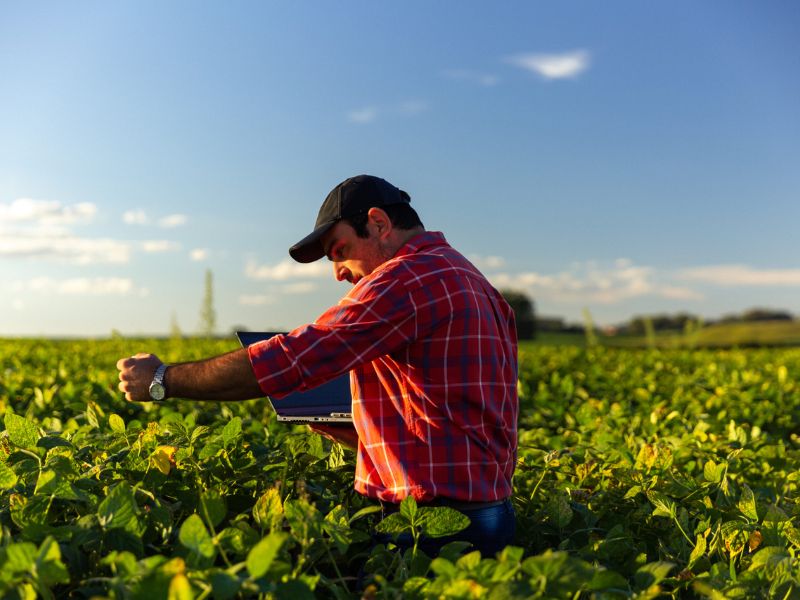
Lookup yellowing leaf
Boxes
[748,530,763,552]
[737,483,758,521]
[168,573,194,600]
[151,445,178,475]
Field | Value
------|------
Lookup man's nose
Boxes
[333,262,350,282]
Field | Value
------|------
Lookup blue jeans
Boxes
[374,498,516,558]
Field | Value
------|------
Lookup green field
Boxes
[534,319,800,350]
[1,338,799,598]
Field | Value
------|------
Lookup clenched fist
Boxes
[116,353,164,402]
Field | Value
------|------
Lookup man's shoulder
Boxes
[383,235,481,286]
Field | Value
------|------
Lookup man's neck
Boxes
[387,227,426,257]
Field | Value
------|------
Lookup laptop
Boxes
[236,331,353,424]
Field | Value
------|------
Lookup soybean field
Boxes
[1,338,799,599]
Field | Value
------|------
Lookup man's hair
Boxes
[344,203,424,238]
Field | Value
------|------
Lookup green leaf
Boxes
[0,461,18,490]
[546,493,573,528]
[109,414,126,434]
[11,494,51,530]
[284,498,323,541]
[34,469,85,500]
[190,425,210,444]
[4,413,40,449]
[587,569,629,592]
[221,417,242,447]
[374,512,411,536]
[246,532,287,578]
[322,505,357,553]
[35,536,70,586]
[273,580,316,600]
[455,550,481,571]
[737,483,758,521]
[634,561,675,589]
[97,482,138,531]
[748,546,790,571]
[253,488,283,531]
[704,460,726,484]
[179,514,216,561]
[430,557,457,577]
[420,507,471,538]
[400,496,418,521]
[348,504,382,524]
[210,571,241,600]
[198,441,223,460]
[646,491,676,518]
[3,542,38,575]
[688,534,707,570]
[200,489,227,529]
[623,485,642,500]
[438,541,474,563]
[86,401,105,429]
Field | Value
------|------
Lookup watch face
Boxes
[149,383,166,401]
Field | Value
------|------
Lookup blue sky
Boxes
[1,2,799,336]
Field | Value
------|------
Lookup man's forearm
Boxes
[117,348,264,403]
[165,348,264,401]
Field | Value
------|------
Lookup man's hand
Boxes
[308,423,359,449]
[117,353,163,402]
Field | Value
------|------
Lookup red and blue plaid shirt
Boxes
[248,231,518,503]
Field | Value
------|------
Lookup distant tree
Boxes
[624,312,699,335]
[199,269,217,337]
[170,311,182,340]
[582,308,598,347]
[500,289,536,339]
[717,308,793,324]
[741,308,793,322]
[536,317,566,333]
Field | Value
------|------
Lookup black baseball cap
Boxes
[289,174,411,263]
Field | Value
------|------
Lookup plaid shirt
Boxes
[248,231,518,503]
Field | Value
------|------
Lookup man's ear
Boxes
[366,207,392,239]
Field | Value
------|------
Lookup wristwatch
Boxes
[148,364,168,401]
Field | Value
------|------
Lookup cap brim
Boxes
[288,220,337,263]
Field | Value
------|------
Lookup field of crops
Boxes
[1,338,799,599]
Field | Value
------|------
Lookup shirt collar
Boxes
[392,231,447,259]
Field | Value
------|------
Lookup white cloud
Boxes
[659,285,705,300]
[678,265,800,286]
[11,277,136,296]
[123,209,149,225]
[0,234,131,264]
[443,69,499,86]
[239,294,275,306]
[490,259,702,304]
[190,248,209,261]
[468,254,507,270]
[348,107,378,124]
[507,50,590,80]
[0,198,96,225]
[12,299,24,311]
[348,100,428,124]
[158,214,188,228]
[245,258,330,281]
[282,282,317,294]
[142,240,181,253]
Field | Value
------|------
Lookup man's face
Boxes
[321,220,388,285]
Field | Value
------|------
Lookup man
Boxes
[117,174,519,556]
